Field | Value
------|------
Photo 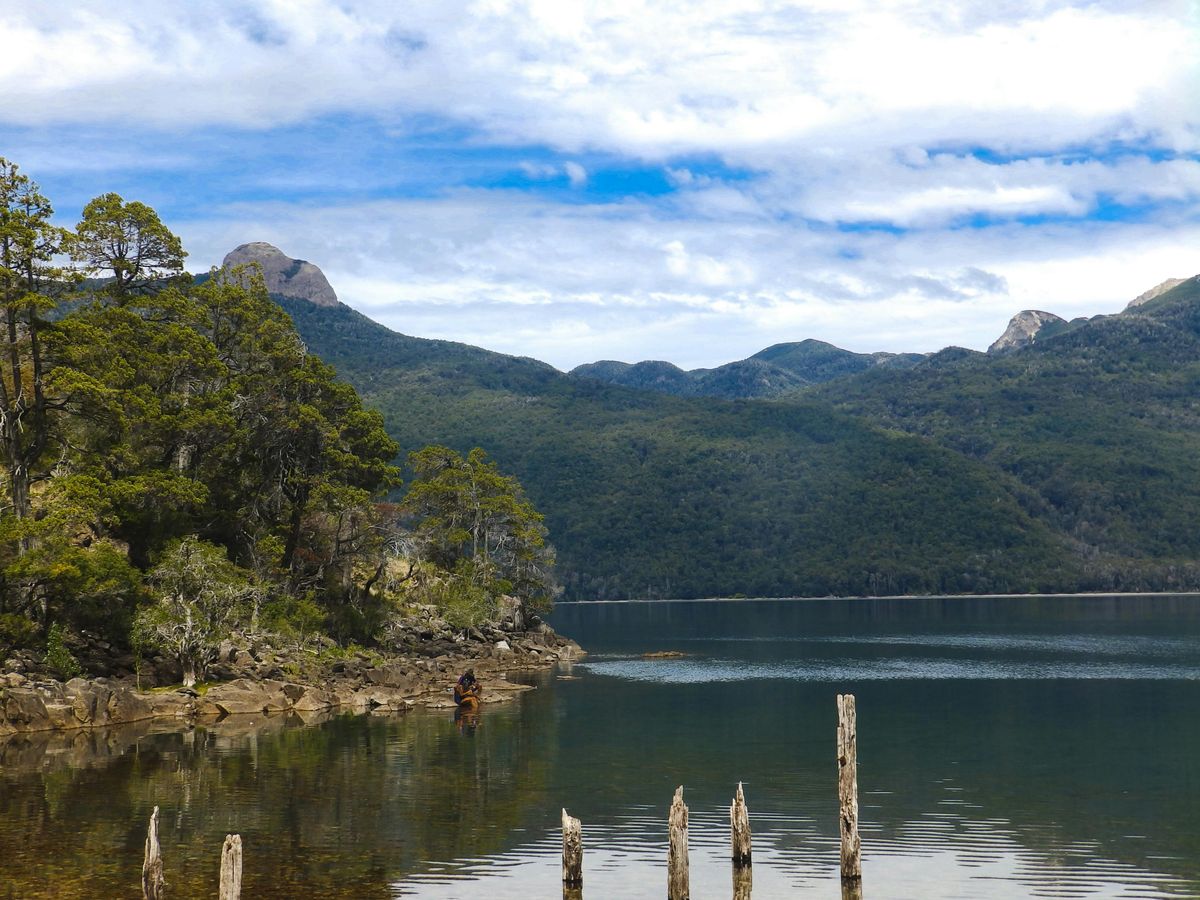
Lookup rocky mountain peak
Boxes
[988,310,1066,354]
[222,242,338,308]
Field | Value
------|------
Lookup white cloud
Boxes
[1,1,1195,159]
[563,161,588,187]
[5,0,1199,367]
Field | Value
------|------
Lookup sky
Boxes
[2,0,1199,370]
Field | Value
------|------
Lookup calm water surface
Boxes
[2,595,1199,898]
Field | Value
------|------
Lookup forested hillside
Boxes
[279,298,1078,600]
[571,339,924,399]
[812,278,1200,591]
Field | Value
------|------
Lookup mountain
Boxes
[814,276,1200,590]
[1127,277,1188,310]
[571,338,924,399]
[223,242,339,307]
[571,360,696,394]
[234,245,1200,598]
[987,310,1068,354]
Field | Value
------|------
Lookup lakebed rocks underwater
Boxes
[0,605,583,736]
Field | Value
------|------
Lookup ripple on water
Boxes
[579,654,1200,683]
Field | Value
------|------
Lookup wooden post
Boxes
[141,806,164,900]
[562,808,583,888]
[730,781,751,868]
[667,785,689,900]
[219,834,243,900]
[837,693,861,883]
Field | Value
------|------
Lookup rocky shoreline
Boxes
[1,605,583,736]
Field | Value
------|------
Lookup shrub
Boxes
[44,623,82,679]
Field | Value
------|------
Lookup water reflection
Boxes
[0,596,1197,898]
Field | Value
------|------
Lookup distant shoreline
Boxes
[555,591,1200,605]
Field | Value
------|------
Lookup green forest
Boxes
[0,160,553,680]
[280,271,1200,602]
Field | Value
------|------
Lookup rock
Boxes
[1126,277,1190,310]
[222,242,339,307]
[494,640,511,653]
[988,310,1066,354]
[291,686,338,713]
[205,679,286,716]
[364,664,412,689]
[1,688,49,732]
[281,683,306,703]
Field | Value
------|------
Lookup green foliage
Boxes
[417,562,499,629]
[133,537,252,687]
[43,623,81,679]
[261,592,326,649]
[0,612,37,652]
[70,192,187,298]
[404,445,557,616]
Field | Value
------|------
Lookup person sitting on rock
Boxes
[454,669,482,706]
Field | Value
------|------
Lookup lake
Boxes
[2,595,1199,898]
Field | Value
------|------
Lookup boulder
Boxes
[1,688,50,732]
[204,679,289,716]
[364,664,413,689]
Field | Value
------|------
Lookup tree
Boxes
[0,158,70,537]
[71,193,186,300]
[404,446,558,618]
[198,268,401,586]
[133,537,252,687]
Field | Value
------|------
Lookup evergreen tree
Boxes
[70,192,187,300]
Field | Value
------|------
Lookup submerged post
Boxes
[837,693,861,883]
[667,786,689,900]
[562,808,583,888]
[219,834,243,900]
[730,781,752,868]
[141,806,164,900]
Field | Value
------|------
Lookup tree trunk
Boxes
[182,656,197,689]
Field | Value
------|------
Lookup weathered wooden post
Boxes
[562,808,583,889]
[668,785,689,900]
[730,781,752,868]
[841,877,864,900]
[141,806,164,900]
[837,693,862,884]
[219,833,243,900]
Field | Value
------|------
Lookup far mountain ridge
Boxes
[572,338,926,399]
[220,242,1196,403]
